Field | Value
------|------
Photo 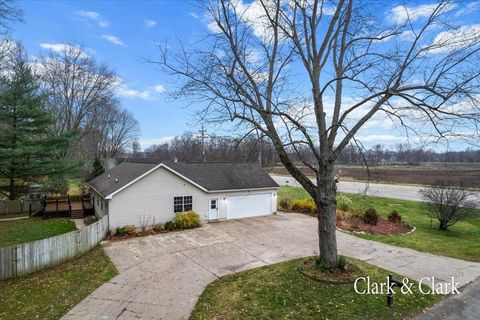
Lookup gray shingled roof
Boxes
[88,162,278,198]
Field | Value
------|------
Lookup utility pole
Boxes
[258,136,262,166]
[199,125,206,162]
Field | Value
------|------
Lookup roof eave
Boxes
[86,182,108,199]
[207,186,279,193]
[104,163,209,199]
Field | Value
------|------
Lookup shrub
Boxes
[350,209,364,220]
[174,211,201,229]
[152,223,164,233]
[337,194,352,212]
[115,225,137,237]
[420,182,476,230]
[114,226,128,237]
[124,225,138,235]
[84,215,97,226]
[279,197,291,210]
[363,208,379,225]
[164,221,176,231]
[291,199,316,215]
[336,210,350,221]
[388,210,402,223]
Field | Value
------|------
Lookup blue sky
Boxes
[11,0,480,151]
[14,0,206,149]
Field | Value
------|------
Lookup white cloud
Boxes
[153,84,166,93]
[145,19,156,28]
[207,20,222,33]
[455,1,480,16]
[390,3,456,25]
[77,10,109,28]
[116,84,151,100]
[205,0,270,39]
[101,34,125,46]
[114,78,166,100]
[426,24,480,54]
[140,136,175,149]
[190,12,199,19]
[355,134,405,143]
[39,43,92,58]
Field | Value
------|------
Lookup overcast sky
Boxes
[12,0,480,151]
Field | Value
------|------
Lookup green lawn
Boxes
[278,186,480,262]
[191,257,441,320]
[0,245,117,320]
[0,217,77,247]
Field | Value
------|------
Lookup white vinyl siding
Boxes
[101,166,277,229]
[108,167,208,229]
[90,190,109,217]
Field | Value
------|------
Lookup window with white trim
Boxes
[174,196,193,213]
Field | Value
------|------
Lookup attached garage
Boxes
[88,161,279,229]
[226,193,273,219]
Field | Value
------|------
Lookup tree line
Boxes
[140,134,480,167]
[0,2,139,199]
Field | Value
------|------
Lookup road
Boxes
[271,175,480,203]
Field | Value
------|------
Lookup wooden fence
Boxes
[0,199,43,216]
[0,215,109,280]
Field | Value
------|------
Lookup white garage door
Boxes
[227,193,272,219]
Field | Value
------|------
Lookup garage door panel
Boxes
[227,193,272,219]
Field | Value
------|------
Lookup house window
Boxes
[174,196,193,213]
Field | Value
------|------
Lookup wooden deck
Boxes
[43,199,93,219]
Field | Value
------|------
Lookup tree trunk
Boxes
[8,177,15,200]
[315,164,338,267]
[439,220,448,230]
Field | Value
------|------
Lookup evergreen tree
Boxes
[0,51,75,200]
[91,157,105,179]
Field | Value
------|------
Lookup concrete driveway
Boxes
[63,213,480,320]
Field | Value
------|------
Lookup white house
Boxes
[87,161,279,229]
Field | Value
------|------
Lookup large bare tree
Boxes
[96,101,140,158]
[157,0,480,266]
[40,45,117,138]
[0,0,21,36]
[0,0,22,66]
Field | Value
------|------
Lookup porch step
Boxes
[71,210,85,219]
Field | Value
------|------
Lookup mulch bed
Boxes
[336,218,413,235]
[298,257,363,284]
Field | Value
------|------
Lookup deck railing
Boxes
[0,215,109,280]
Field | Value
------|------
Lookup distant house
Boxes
[87,162,279,229]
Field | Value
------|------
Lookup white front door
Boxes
[208,198,219,220]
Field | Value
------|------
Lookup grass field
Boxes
[191,257,441,320]
[0,217,77,247]
[278,186,480,262]
[0,246,117,320]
